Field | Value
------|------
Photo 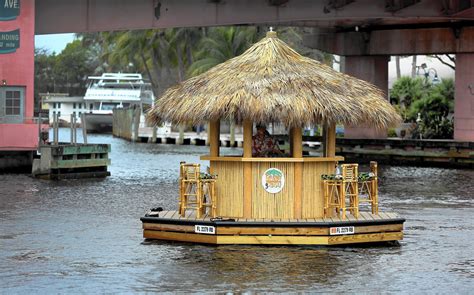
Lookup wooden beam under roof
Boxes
[385,0,421,12]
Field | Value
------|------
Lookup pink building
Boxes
[0,0,39,170]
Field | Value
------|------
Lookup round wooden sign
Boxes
[261,168,285,194]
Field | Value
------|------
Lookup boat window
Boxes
[101,103,119,111]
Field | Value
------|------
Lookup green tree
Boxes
[409,79,454,139]
[390,76,427,121]
[188,26,258,76]
[53,39,96,96]
[34,48,56,94]
[188,26,258,144]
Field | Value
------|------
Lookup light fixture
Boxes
[432,74,440,85]
[1,79,6,86]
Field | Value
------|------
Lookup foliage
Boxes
[188,27,258,76]
[35,26,334,118]
[389,76,426,120]
[408,79,454,139]
[34,39,98,111]
[53,40,95,95]
[149,32,400,129]
[387,128,397,138]
[34,48,56,95]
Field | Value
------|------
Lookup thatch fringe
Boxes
[148,31,401,129]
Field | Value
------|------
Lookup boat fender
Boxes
[145,207,164,217]
[210,217,236,222]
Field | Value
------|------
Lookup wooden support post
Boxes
[209,120,220,157]
[230,121,236,147]
[37,113,42,148]
[243,120,253,158]
[151,126,157,143]
[81,113,88,144]
[53,113,58,145]
[322,124,327,157]
[73,114,77,144]
[177,125,185,145]
[291,127,303,158]
[291,126,303,219]
[325,123,336,157]
[70,114,74,144]
[243,119,253,218]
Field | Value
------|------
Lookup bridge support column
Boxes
[454,53,474,141]
[343,56,389,139]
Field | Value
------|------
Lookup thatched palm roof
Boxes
[148,31,401,128]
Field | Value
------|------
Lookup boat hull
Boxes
[84,113,113,133]
[141,210,405,245]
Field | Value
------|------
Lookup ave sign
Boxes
[1,0,20,21]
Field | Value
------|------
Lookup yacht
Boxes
[83,73,154,133]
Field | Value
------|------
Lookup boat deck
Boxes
[146,210,402,223]
[141,210,405,245]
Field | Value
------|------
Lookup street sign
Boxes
[0,29,20,54]
[0,0,20,21]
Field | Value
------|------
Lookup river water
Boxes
[1,131,473,294]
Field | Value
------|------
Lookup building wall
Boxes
[0,0,37,151]
[0,0,34,119]
[48,102,86,123]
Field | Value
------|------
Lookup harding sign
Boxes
[1,0,20,21]
[0,29,19,53]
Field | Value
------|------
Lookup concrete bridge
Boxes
[33,0,474,141]
[1,0,473,162]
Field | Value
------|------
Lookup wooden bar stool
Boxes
[371,162,379,214]
[358,161,379,215]
[341,164,359,218]
[179,163,218,218]
[323,178,345,219]
[200,177,217,218]
[179,163,202,217]
[178,161,186,215]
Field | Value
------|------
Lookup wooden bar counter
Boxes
[201,156,344,219]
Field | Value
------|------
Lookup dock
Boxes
[32,143,111,180]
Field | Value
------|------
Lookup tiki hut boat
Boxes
[141,30,405,245]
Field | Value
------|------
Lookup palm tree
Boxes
[189,26,258,76]
[189,27,258,145]
[160,28,204,143]
[108,30,163,92]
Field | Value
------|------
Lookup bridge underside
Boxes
[34,0,474,140]
[35,0,473,35]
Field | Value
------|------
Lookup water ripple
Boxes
[1,131,473,293]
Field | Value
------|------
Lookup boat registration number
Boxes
[329,226,355,235]
[195,225,216,235]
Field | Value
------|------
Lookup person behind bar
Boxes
[252,124,283,157]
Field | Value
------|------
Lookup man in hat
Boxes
[252,124,283,157]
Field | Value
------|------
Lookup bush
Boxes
[391,77,454,139]
[408,79,454,139]
[387,128,397,138]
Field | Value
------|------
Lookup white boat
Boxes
[83,73,154,133]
